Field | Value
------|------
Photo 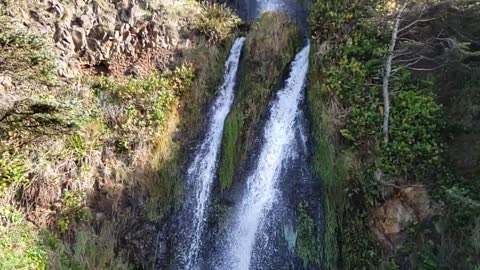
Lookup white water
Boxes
[180,37,245,269]
[217,43,310,270]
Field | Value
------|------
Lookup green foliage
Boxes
[0,18,56,81]
[0,98,78,141]
[308,1,451,269]
[296,203,321,268]
[381,87,445,178]
[0,206,48,270]
[196,3,241,44]
[58,190,86,233]
[92,63,194,152]
[218,12,303,193]
[309,0,380,44]
[339,205,382,269]
[0,152,27,197]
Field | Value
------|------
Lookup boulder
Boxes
[369,185,439,253]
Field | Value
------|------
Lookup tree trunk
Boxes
[382,2,408,144]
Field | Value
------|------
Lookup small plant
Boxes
[92,64,194,152]
[0,19,56,82]
[296,203,321,268]
[0,206,48,270]
[196,3,241,44]
[58,190,86,233]
[0,152,27,197]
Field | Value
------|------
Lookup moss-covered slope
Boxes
[218,12,303,193]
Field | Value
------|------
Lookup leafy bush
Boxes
[0,20,56,81]
[296,203,321,268]
[381,88,445,178]
[92,64,194,152]
[196,3,241,44]
[0,206,48,270]
[0,152,27,197]
[58,190,87,234]
[309,0,380,44]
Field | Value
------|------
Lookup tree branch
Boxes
[382,1,409,144]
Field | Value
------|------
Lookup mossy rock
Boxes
[218,12,304,193]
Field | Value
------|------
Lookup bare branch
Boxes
[382,1,409,144]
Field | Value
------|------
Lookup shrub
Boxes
[0,19,56,82]
[0,205,48,270]
[309,0,380,43]
[381,87,445,178]
[296,203,321,268]
[92,63,194,152]
[58,190,86,234]
[0,152,27,198]
[196,3,241,44]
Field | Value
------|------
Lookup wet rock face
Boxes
[369,186,440,254]
[4,0,190,78]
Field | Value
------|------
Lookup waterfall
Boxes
[216,42,310,270]
[176,37,245,270]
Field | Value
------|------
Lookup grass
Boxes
[0,206,47,270]
[178,37,233,142]
[307,40,383,270]
[196,3,241,44]
[0,1,240,268]
[218,12,304,193]
[296,202,321,268]
[306,42,341,270]
[0,16,56,83]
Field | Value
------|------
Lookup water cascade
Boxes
[176,37,245,269]
[215,42,310,270]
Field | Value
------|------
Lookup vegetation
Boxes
[308,0,480,269]
[0,17,55,82]
[0,205,48,270]
[0,2,236,265]
[196,3,241,44]
[296,202,321,268]
[218,12,303,193]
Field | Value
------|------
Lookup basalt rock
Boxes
[2,0,194,78]
[369,185,440,255]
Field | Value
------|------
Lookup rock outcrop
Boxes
[369,185,440,254]
[3,0,200,78]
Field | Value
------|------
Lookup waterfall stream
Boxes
[215,42,310,270]
[176,37,245,270]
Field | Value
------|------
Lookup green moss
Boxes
[218,12,303,193]
[144,38,234,221]
[218,110,240,192]
[306,42,343,270]
[296,203,321,268]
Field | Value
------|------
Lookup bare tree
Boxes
[382,1,409,144]
[382,0,450,143]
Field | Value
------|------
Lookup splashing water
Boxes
[216,42,310,270]
[177,37,245,270]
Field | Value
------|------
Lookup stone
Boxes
[369,185,439,254]
[71,27,87,51]
[78,14,94,30]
